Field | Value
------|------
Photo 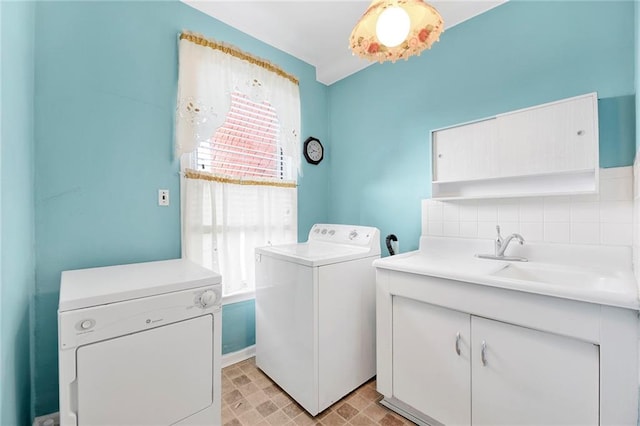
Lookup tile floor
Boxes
[222,357,416,426]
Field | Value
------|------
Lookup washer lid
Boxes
[256,241,378,267]
[256,224,381,267]
[59,259,221,312]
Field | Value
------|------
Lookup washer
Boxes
[255,223,380,415]
[58,259,222,426]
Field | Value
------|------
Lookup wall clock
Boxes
[303,137,324,165]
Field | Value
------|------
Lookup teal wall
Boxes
[599,95,636,167]
[327,0,636,253]
[1,1,36,425]
[33,0,328,416]
[221,300,255,354]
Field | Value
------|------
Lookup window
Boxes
[196,92,292,181]
[176,32,300,299]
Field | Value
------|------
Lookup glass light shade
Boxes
[376,6,411,48]
[350,0,444,64]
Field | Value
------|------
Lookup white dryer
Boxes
[255,224,380,415]
[58,259,222,426]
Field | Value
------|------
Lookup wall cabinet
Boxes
[431,93,598,199]
[392,296,599,426]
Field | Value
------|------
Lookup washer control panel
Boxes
[308,224,380,251]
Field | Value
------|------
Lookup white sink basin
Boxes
[491,262,622,291]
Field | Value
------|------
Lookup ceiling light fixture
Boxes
[350,0,444,63]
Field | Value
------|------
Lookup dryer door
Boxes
[76,315,213,425]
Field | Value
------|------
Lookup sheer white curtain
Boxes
[182,174,297,296]
[177,32,300,297]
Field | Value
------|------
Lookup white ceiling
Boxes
[182,1,507,85]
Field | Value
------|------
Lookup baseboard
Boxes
[221,345,256,368]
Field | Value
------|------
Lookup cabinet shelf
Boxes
[432,169,598,200]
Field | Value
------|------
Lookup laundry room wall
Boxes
[32,0,329,416]
[327,0,636,253]
[1,1,37,425]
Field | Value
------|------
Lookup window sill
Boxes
[222,291,255,306]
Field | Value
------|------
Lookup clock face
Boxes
[307,140,323,161]
[303,137,324,165]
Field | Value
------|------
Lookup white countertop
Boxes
[373,237,639,310]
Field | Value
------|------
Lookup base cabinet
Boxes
[471,316,599,426]
[393,297,471,425]
[392,297,599,426]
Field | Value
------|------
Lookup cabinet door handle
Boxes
[455,332,461,356]
[481,340,487,366]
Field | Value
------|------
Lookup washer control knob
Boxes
[349,230,358,240]
[198,290,218,308]
[81,320,92,330]
[328,230,335,236]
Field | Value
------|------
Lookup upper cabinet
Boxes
[431,93,599,199]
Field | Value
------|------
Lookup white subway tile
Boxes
[426,221,443,237]
[544,222,571,244]
[497,202,519,222]
[601,223,633,246]
[570,222,600,245]
[600,177,632,201]
[477,203,497,222]
[459,200,478,221]
[499,222,520,236]
[600,166,632,179]
[443,202,460,222]
[544,199,571,222]
[520,222,544,242]
[478,221,498,239]
[459,221,478,238]
[600,201,633,223]
[571,193,599,202]
[443,221,460,237]
[421,200,429,235]
[519,199,544,222]
[570,202,599,223]
[427,200,444,222]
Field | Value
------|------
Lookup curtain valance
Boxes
[175,31,302,176]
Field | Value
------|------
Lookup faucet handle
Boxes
[495,225,502,237]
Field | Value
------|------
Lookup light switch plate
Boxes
[158,189,169,206]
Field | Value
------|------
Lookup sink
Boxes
[490,262,621,290]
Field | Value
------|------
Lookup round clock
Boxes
[303,137,324,165]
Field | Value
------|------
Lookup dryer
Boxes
[255,224,380,415]
[58,259,221,426]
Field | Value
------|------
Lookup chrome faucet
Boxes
[476,225,527,262]
[495,225,525,257]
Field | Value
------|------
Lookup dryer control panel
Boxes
[308,224,380,253]
[59,285,221,350]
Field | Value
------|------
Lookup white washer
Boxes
[255,223,381,415]
[58,259,222,426]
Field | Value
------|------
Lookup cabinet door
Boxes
[393,297,471,425]
[495,95,597,178]
[471,316,599,426]
[432,118,497,182]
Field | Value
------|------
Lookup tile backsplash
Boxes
[422,167,633,247]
